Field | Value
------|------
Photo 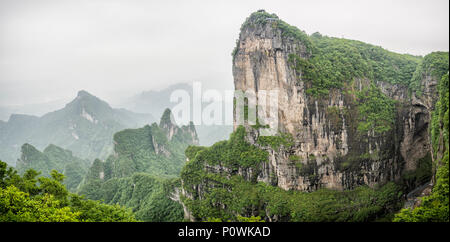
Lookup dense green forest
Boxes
[79,172,183,222]
[0,160,136,222]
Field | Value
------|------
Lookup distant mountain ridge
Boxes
[121,83,193,118]
[119,83,233,146]
[0,98,70,122]
[0,90,155,166]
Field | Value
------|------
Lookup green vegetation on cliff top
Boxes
[409,52,449,96]
[234,10,435,97]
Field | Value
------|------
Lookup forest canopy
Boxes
[0,160,137,222]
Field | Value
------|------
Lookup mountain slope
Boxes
[16,143,90,192]
[78,109,198,221]
[80,108,198,181]
[0,90,154,166]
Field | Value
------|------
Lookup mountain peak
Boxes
[160,108,175,126]
[68,90,111,110]
[77,90,94,98]
[159,108,179,141]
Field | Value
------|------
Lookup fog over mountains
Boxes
[0,85,233,166]
[0,90,154,166]
[119,83,233,147]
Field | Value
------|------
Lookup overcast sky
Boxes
[0,0,448,107]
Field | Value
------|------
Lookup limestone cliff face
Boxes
[229,11,438,192]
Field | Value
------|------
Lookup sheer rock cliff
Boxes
[229,11,437,192]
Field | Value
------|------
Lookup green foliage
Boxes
[335,150,383,172]
[356,84,396,135]
[394,151,449,222]
[0,160,137,222]
[237,215,265,222]
[257,132,294,150]
[312,34,420,85]
[409,52,449,96]
[16,143,89,192]
[182,172,402,222]
[431,73,449,155]
[101,120,196,179]
[288,53,342,97]
[181,126,269,195]
[79,173,184,222]
[181,126,402,222]
[185,145,207,161]
[235,10,312,60]
[286,34,421,97]
[186,126,268,171]
[69,193,137,222]
[289,155,302,162]
[0,185,79,222]
[270,17,312,53]
[38,170,70,205]
[394,69,449,222]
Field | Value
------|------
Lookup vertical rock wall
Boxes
[231,13,437,192]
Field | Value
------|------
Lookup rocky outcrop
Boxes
[159,108,199,145]
[83,108,200,182]
[229,10,439,192]
[159,108,179,141]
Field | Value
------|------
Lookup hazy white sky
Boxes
[0,0,448,106]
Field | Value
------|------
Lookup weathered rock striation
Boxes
[230,11,439,192]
